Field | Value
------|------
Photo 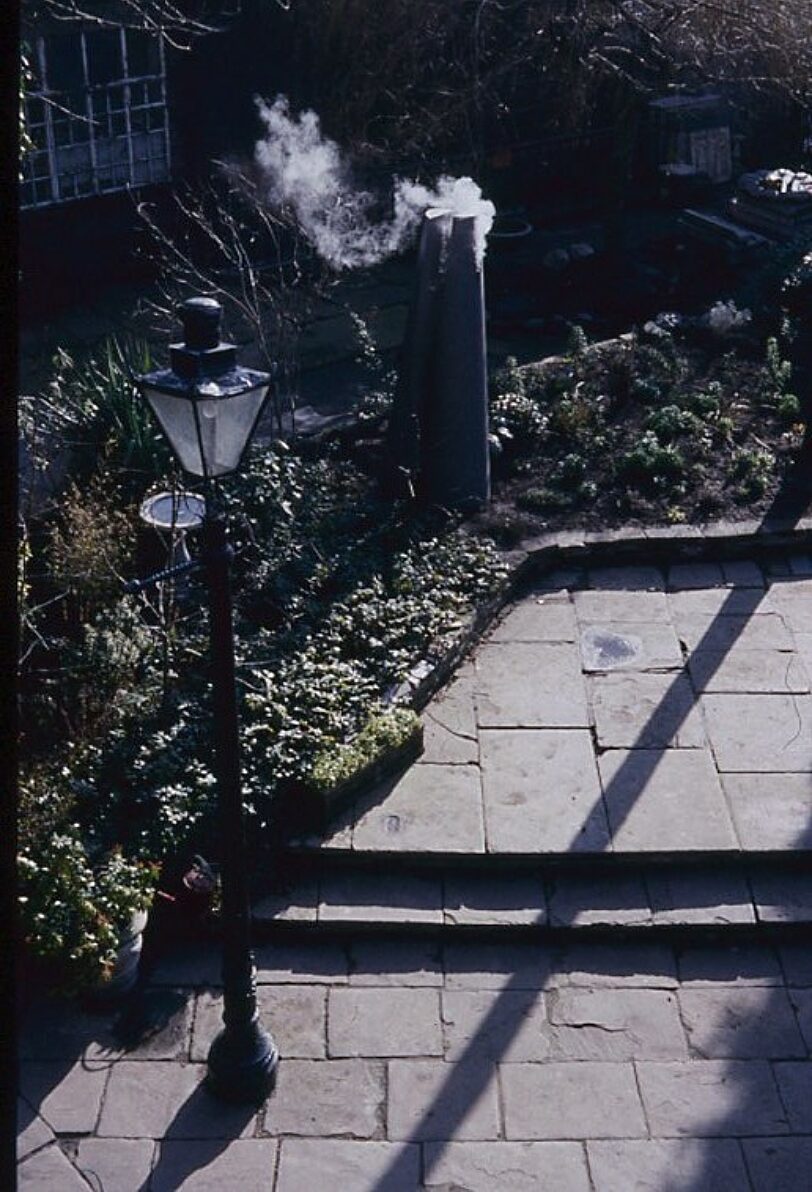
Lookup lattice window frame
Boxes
[20,25,171,209]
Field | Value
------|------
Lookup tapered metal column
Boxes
[203,512,278,1103]
[387,208,452,491]
[421,213,490,510]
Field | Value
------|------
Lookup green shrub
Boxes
[617,432,687,496]
[728,447,775,500]
[20,337,172,490]
[310,708,420,793]
[490,391,549,457]
[18,834,158,994]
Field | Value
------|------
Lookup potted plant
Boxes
[17,832,158,1003]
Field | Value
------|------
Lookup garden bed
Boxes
[473,313,809,548]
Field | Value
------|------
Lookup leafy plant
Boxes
[728,447,775,500]
[310,708,420,793]
[617,432,687,496]
[490,391,549,459]
[20,337,172,492]
[18,834,158,994]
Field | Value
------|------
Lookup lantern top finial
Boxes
[181,296,222,352]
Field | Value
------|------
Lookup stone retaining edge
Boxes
[280,516,812,841]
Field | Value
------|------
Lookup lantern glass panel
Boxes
[142,381,269,477]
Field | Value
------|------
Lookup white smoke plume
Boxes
[254,95,495,270]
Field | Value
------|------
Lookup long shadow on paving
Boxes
[367,506,811,1188]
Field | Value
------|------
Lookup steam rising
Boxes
[254,96,495,270]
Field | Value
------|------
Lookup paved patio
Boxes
[17,552,812,1189]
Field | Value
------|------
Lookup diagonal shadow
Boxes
[368,493,811,1188]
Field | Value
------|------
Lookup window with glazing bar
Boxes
[21,25,171,209]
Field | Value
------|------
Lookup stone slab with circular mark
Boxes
[722,773,812,850]
[351,763,485,853]
[474,641,590,727]
[580,623,682,672]
[590,672,705,749]
[702,693,812,772]
[480,729,608,853]
[598,749,738,852]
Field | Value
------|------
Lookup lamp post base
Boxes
[207,1021,279,1104]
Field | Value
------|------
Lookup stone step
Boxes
[251,857,812,942]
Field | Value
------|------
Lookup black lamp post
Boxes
[137,297,278,1103]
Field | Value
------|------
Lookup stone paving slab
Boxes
[688,646,810,693]
[441,988,549,1063]
[424,1140,591,1191]
[420,668,479,765]
[545,872,651,927]
[742,1137,812,1192]
[598,749,739,852]
[191,986,327,1062]
[319,869,443,925]
[677,612,796,652]
[636,1059,790,1136]
[263,1059,385,1138]
[676,944,785,987]
[501,1061,647,1139]
[149,1139,278,1191]
[546,987,688,1062]
[19,1061,109,1135]
[586,1138,750,1192]
[16,1099,55,1163]
[351,764,485,854]
[443,872,546,926]
[276,1139,419,1192]
[347,938,443,987]
[646,869,755,926]
[579,621,683,672]
[20,928,812,1190]
[489,593,578,642]
[75,1138,155,1192]
[589,671,707,749]
[17,1143,92,1191]
[722,773,812,851]
[328,987,443,1057]
[573,588,670,623]
[290,553,811,864]
[678,986,806,1059]
[475,641,590,727]
[751,870,812,923]
[703,693,812,772]
[480,729,608,853]
[387,1057,501,1141]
